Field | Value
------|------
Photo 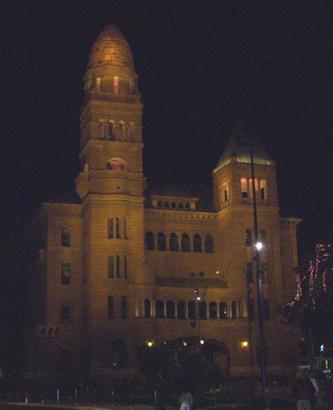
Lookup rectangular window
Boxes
[108,296,114,319]
[241,178,248,199]
[61,228,70,247]
[113,76,119,94]
[156,300,164,319]
[61,263,71,285]
[108,219,114,239]
[121,296,128,319]
[108,256,114,278]
[60,304,71,322]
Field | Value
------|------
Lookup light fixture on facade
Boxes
[241,340,249,349]
[183,341,187,347]
[200,339,205,345]
[255,241,263,251]
[147,340,154,348]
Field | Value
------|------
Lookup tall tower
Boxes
[75,25,148,376]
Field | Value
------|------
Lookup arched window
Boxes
[199,301,207,320]
[181,233,191,252]
[205,234,214,253]
[144,299,151,318]
[177,301,186,319]
[188,301,196,320]
[193,234,202,252]
[169,233,179,252]
[245,229,252,247]
[219,302,228,319]
[155,300,164,319]
[259,229,266,245]
[112,339,128,368]
[145,232,155,250]
[107,158,128,171]
[157,232,166,251]
[231,301,238,319]
[166,301,175,319]
[209,302,217,319]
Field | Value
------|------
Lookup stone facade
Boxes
[26,25,300,382]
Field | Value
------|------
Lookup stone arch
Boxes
[106,157,128,171]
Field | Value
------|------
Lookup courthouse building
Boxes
[26,25,300,382]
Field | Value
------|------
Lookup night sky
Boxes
[1,0,332,275]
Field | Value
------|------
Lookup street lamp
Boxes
[250,144,269,409]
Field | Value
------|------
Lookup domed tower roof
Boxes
[214,123,272,172]
[88,24,135,72]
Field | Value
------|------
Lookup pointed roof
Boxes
[88,24,135,71]
[214,122,272,171]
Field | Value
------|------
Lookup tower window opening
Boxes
[263,299,270,320]
[260,179,267,200]
[124,255,128,278]
[115,217,121,238]
[241,178,248,199]
[249,178,259,198]
[222,182,229,204]
[113,76,119,94]
[60,304,71,322]
[128,122,135,141]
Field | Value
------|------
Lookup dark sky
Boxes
[1,0,332,262]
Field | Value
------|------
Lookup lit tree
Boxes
[280,243,333,357]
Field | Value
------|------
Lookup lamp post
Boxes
[249,144,269,409]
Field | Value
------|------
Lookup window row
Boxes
[108,217,127,239]
[108,295,128,319]
[94,75,136,96]
[155,201,192,210]
[108,255,128,279]
[245,229,266,247]
[141,298,270,320]
[145,232,214,253]
[241,178,267,201]
[98,119,136,141]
